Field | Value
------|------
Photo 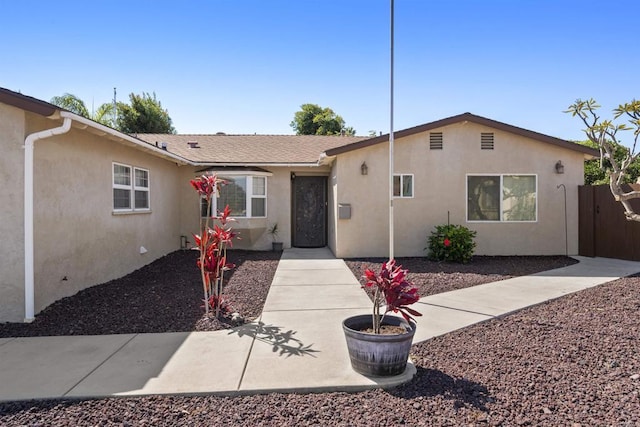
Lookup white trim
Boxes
[465,173,538,223]
[133,167,150,210]
[24,117,72,322]
[112,162,151,213]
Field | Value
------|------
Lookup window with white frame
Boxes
[393,174,413,198]
[200,175,267,218]
[113,163,150,212]
[467,174,536,222]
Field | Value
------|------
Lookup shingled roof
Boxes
[134,133,368,165]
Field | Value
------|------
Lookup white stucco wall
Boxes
[0,104,26,322]
[332,121,585,258]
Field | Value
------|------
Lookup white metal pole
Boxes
[389,0,395,261]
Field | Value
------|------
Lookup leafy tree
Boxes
[117,92,176,134]
[50,91,175,133]
[577,139,640,185]
[566,99,640,221]
[290,103,355,136]
[50,93,90,117]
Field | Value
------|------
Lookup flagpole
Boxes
[389,0,395,261]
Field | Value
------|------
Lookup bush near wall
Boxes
[426,224,477,264]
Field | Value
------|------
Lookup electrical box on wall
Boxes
[338,203,351,219]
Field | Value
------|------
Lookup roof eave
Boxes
[325,112,600,158]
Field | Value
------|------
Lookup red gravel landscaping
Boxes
[1,253,638,425]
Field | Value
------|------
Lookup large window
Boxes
[113,163,150,212]
[393,174,413,198]
[201,175,267,218]
[467,174,536,222]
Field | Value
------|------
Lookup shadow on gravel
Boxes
[389,367,491,412]
[230,321,319,358]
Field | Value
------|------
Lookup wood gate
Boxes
[579,184,640,260]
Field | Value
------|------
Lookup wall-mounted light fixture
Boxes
[555,160,564,174]
[361,161,368,175]
[291,172,296,180]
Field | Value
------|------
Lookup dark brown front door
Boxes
[292,175,327,247]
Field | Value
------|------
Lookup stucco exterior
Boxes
[0,87,596,323]
[330,121,586,258]
[31,122,185,316]
[0,103,26,321]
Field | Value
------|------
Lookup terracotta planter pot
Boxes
[342,314,417,377]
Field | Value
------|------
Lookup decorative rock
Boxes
[231,312,244,325]
[630,374,640,380]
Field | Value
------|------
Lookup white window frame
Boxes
[200,172,268,218]
[133,167,150,210]
[466,173,537,223]
[113,162,150,213]
[393,174,414,198]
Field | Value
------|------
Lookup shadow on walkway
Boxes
[229,321,320,358]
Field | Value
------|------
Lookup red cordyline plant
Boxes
[363,259,422,334]
[190,174,237,317]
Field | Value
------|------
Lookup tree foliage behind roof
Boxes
[118,92,176,134]
[290,103,355,136]
[50,91,176,134]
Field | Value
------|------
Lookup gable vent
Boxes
[481,133,494,150]
[429,132,443,150]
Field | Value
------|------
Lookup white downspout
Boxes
[24,116,72,321]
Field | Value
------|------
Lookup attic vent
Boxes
[187,141,200,149]
[481,133,494,150]
[429,132,443,150]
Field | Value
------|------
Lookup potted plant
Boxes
[268,223,283,251]
[343,259,422,376]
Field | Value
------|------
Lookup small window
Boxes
[251,176,266,217]
[481,133,494,150]
[467,174,536,222]
[393,174,413,198]
[113,163,150,212]
[429,132,443,150]
[134,168,149,209]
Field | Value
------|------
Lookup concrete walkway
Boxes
[1,249,640,402]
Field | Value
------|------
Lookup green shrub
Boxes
[426,224,477,263]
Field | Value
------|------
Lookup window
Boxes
[467,174,536,222]
[201,174,267,218]
[113,163,150,212]
[393,174,413,198]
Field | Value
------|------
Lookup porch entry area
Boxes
[291,175,327,248]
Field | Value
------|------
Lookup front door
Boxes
[292,175,327,247]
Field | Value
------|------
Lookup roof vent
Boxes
[481,133,494,150]
[216,132,226,135]
[160,142,168,151]
[187,141,200,149]
[429,132,443,150]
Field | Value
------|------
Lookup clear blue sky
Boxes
[1,0,637,142]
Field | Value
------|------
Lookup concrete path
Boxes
[1,250,640,402]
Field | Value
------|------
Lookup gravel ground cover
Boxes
[2,274,638,426]
[0,250,281,337]
[345,256,577,297]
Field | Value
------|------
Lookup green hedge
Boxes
[426,224,477,263]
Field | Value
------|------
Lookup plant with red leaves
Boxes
[190,174,238,317]
[363,259,422,334]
